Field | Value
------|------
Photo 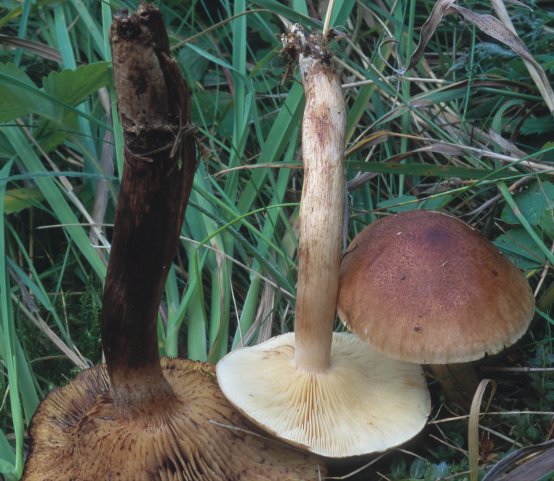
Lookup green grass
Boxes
[0,0,553,479]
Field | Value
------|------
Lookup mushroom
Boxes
[22,6,323,480]
[337,210,535,405]
[216,24,430,458]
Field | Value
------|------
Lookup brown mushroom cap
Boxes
[217,332,430,458]
[23,357,323,481]
[337,210,535,364]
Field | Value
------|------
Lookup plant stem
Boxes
[322,0,336,37]
[101,5,196,411]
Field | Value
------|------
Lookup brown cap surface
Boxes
[217,332,430,458]
[23,358,324,481]
[338,210,535,364]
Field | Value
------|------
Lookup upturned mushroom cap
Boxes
[23,357,323,481]
[337,210,535,364]
[217,332,431,458]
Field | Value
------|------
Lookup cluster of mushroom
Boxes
[216,26,535,461]
[216,26,432,459]
[219,208,535,458]
[21,6,536,481]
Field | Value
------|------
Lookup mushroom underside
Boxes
[23,357,323,481]
[217,332,431,458]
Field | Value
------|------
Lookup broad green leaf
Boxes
[494,227,546,271]
[377,195,418,212]
[4,187,44,214]
[0,62,110,126]
[419,193,453,211]
[521,115,554,136]
[427,462,449,481]
[34,117,73,153]
[42,61,110,110]
[377,193,468,214]
[540,207,554,239]
[177,36,211,85]
[410,458,426,478]
[501,181,554,226]
[0,63,50,121]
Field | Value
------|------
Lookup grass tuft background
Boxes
[0,0,552,479]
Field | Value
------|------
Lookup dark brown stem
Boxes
[102,5,197,411]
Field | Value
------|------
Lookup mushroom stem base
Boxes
[110,365,176,417]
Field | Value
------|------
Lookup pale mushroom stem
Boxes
[294,33,346,373]
[101,6,196,412]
